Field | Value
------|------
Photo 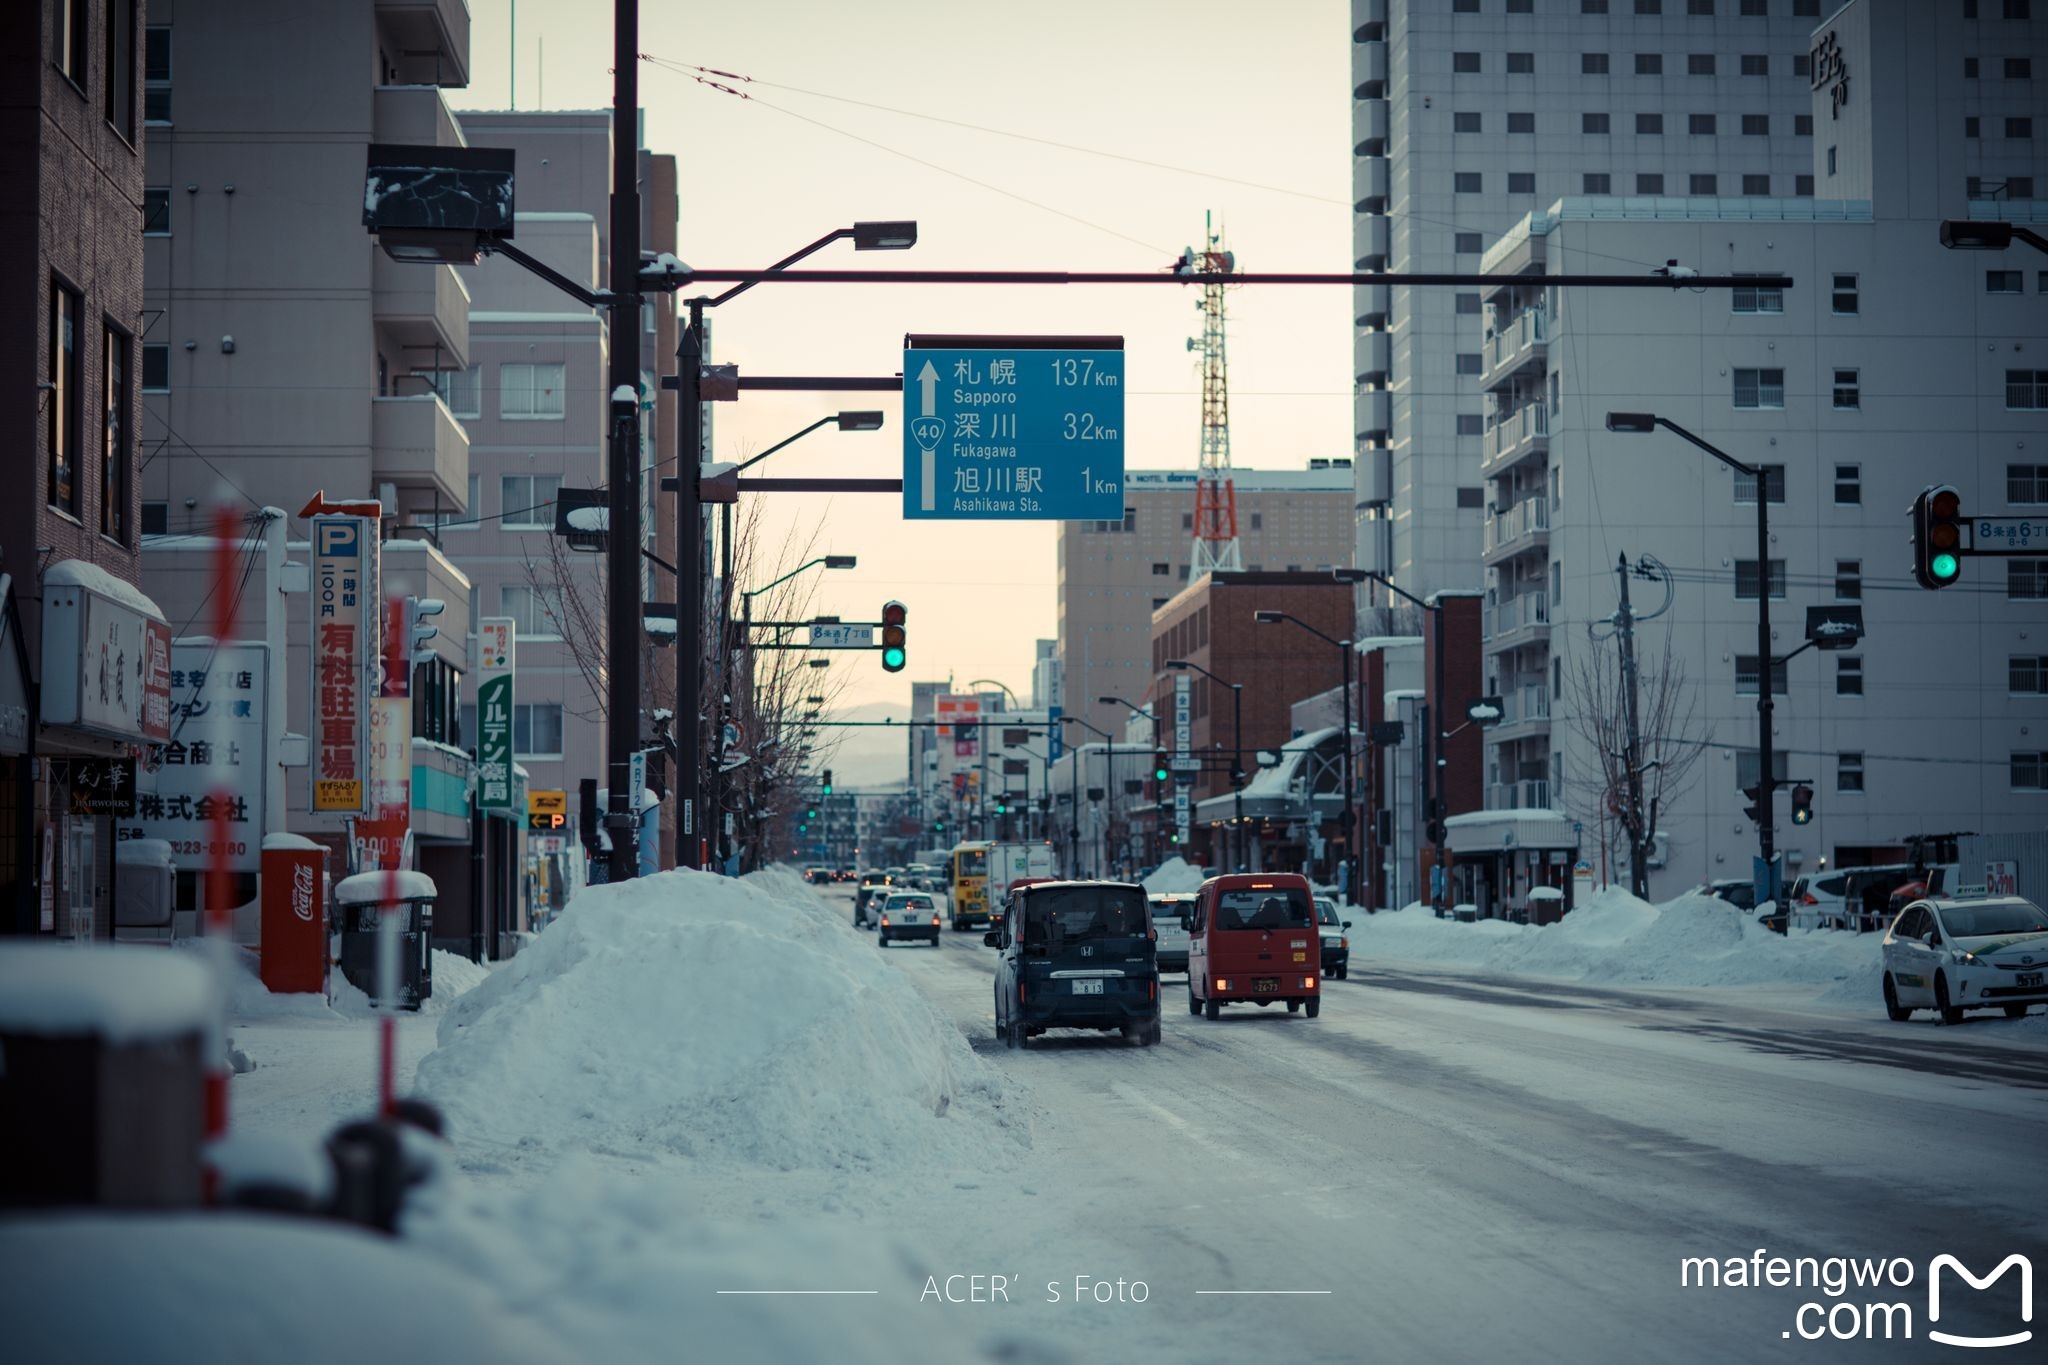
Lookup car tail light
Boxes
[1800,893,1818,906]
[1303,976,1317,990]
[1148,976,1156,1000]
[880,916,890,926]
[931,915,940,925]
[1215,978,1230,992]
[1019,980,1027,1005]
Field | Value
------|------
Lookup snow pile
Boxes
[416,867,1010,1172]
[1142,857,1207,894]
[427,949,491,1004]
[1355,888,1880,996]
[0,942,218,1042]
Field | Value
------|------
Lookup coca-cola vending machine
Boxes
[259,834,330,994]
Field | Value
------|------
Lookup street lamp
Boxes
[1166,659,1244,873]
[1350,573,1454,913]
[1607,410,1779,907]
[1253,610,1357,900]
[1098,695,1161,862]
[1058,714,1116,878]
[1938,219,2048,255]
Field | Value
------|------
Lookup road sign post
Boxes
[902,336,1124,521]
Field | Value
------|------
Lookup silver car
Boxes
[1149,893,1194,973]
[878,892,941,948]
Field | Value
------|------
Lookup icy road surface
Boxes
[816,884,2048,1363]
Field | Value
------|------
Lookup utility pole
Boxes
[679,299,707,871]
[1614,553,1649,899]
[603,0,643,882]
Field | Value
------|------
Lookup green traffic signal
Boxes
[882,645,906,669]
[1930,552,1959,583]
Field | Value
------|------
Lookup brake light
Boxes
[880,916,890,926]
[1303,976,1317,990]
[1148,977,1156,1001]
[1251,882,1275,889]
[1215,978,1230,992]
[931,915,941,925]
[1800,894,1818,906]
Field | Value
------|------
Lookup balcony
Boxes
[1487,779,1554,812]
[372,393,469,507]
[375,0,471,88]
[1482,403,1549,477]
[1482,308,1547,386]
[1489,685,1552,740]
[1483,593,1551,651]
[1353,97,1389,157]
[1355,157,1389,215]
[1354,39,1388,99]
[1356,281,1390,329]
[374,254,469,369]
[372,83,465,149]
[1481,497,1550,565]
[1353,212,1389,271]
[1355,329,1390,388]
[1355,389,1390,444]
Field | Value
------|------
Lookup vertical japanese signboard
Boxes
[937,694,981,759]
[476,617,515,811]
[123,642,268,872]
[1173,674,1192,847]
[310,517,375,812]
[357,596,410,872]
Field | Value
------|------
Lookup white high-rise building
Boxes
[1350,0,1824,621]
[1455,0,2047,907]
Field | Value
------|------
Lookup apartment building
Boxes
[1057,462,1355,748]
[1466,0,2047,902]
[1030,638,1061,711]
[1,0,155,937]
[1350,0,1824,619]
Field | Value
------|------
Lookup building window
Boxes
[418,474,483,536]
[1637,173,1665,193]
[1151,562,1169,576]
[1792,53,1811,77]
[2009,463,2048,503]
[1583,172,1612,194]
[1508,111,1535,133]
[49,279,82,516]
[1741,0,1766,13]
[144,27,172,123]
[1834,559,1861,599]
[1838,753,1865,794]
[1123,507,1138,532]
[102,326,130,541]
[1583,53,1611,75]
[1832,368,1860,409]
[2009,117,2035,138]
[1455,232,1483,253]
[500,363,566,419]
[1457,487,1485,509]
[141,342,169,392]
[1636,0,1662,10]
[1988,269,2025,293]
[513,703,565,758]
[2011,655,2048,695]
[499,474,562,529]
[2007,57,2033,78]
[1151,598,1168,611]
[1794,174,1815,196]
[56,0,88,86]
[1740,53,1769,75]
[1793,0,1820,12]
[1732,368,1785,408]
[2009,1,2034,20]
[1507,52,1535,73]
[141,502,167,535]
[1456,353,1483,375]
[1734,655,1788,695]
[431,364,482,418]
[1689,54,1717,76]
[1734,558,1787,600]
[1742,114,1771,135]
[1510,172,1537,193]
[1967,116,1982,138]
[1248,511,1263,530]
[1731,277,1783,312]
[1737,750,1790,789]
[1831,273,1858,314]
[1794,113,1813,137]
[1456,413,1485,436]
[1732,464,1785,504]
[1454,0,1479,10]
[2007,369,2048,409]
[2010,560,2048,599]
[1742,174,1771,195]
[1637,113,1665,135]
[1688,0,1714,11]
[1583,112,1611,134]
[1689,113,1717,134]
[1966,56,1981,78]
[1834,464,1861,505]
[143,188,170,234]
[1455,111,1483,133]
[1507,0,1533,10]
[1836,655,1864,697]
[1181,511,1194,529]
[107,0,137,139]
[1635,53,1664,75]
[2013,752,2048,791]
[500,584,563,638]
[1456,292,1482,314]
[1454,51,1482,73]
[1454,172,1483,193]
[1690,173,1718,194]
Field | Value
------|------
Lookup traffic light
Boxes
[1153,750,1170,783]
[806,806,819,820]
[1911,484,1964,589]
[932,819,946,834]
[1790,783,1814,826]
[1741,784,1763,825]
[406,596,446,667]
[880,601,907,672]
[821,769,834,795]
[994,798,1008,815]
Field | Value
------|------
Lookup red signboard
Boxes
[140,619,173,741]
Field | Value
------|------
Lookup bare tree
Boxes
[1559,629,1710,894]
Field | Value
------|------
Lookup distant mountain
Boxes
[814,701,915,790]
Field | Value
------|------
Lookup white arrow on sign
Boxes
[913,359,943,514]
[918,359,938,418]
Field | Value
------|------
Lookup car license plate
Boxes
[2019,971,2045,989]
[1072,980,1103,995]
[1292,952,1307,964]
[1253,978,1279,994]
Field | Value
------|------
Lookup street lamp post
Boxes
[1059,714,1114,879]
[734,556,856,870]
[1164,660,1244,873]
[1100,695,1159,863]
[1607,411,1778,905]
[1351,573,1450,912]
[1253,611,1355,897]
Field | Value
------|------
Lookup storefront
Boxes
[1443,808,1582,921]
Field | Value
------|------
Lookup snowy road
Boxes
[818,886,2048,1363]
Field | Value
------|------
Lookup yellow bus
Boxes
[948,840,993,931]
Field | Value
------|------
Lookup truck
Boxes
[949,841,1056,931]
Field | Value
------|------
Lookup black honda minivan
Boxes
[987,881,1161,1048]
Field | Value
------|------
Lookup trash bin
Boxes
[333,870,436,1010]
[1528,886,1566,927]
[1453,902,1478,923]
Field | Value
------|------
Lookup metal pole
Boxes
[1616,553,1649,898]
[1340,642,1355,901]
[674,309,704,868]
[1231,684,1244,874]
[1755,484,1776,902]
[603,0,643,881]
[1431,603,1447,912]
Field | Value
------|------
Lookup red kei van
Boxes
[1185,873,1321,1019]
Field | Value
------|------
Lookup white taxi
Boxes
[878,892,942,948]
[1881,896,2048,1024]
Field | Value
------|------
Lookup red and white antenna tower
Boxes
[1184,213,1242,575]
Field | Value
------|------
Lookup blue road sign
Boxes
[903,346,1125,520]
[1047,705,1063,763]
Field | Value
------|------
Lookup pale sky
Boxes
[451,0,1353,712]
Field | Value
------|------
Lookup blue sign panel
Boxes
[1047,705,1064,763]
[903,347,1125,520]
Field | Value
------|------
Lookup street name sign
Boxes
[808,623,876,649]
[903,336,1124,521]
[1171,758,1202,774]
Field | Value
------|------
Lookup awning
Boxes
[1444,807,1578,855]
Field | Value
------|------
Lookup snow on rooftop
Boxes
[645,617,678,637]
[566,506,606,532]
[115,838,176,867]
[261,832,325,851]
[1355,635,1425,653]
[612,385,637,404]
[334,870,438,904]
[44,559,166,622]
[0,943,217,1043]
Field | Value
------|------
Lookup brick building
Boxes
[2,0,158,937]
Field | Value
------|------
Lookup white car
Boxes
[1149,893,1194,973]
[1313,896,1352,980]
[1881,896,2048,1023]
[878,892,942,948]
